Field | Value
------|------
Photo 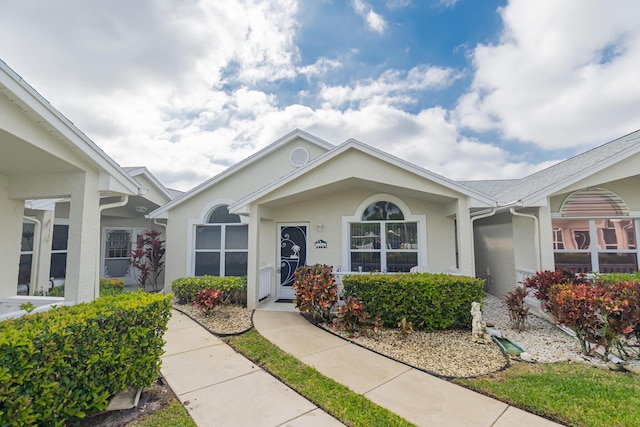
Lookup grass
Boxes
[455,361,640,427]
[224,328,415,427]
[127,399,196,427]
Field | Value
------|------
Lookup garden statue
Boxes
[471,301,492,344]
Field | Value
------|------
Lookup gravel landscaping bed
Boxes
[173,293,639,377]
[173,302,253,335]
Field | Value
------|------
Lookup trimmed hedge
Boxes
[0,291,172,426]
[342,273,485,331]
[171,275,247,305]
[99,277,125,296]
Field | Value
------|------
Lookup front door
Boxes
[278,224,308,299]
[102,228,144,286]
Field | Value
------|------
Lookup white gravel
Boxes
[173,294,639,377]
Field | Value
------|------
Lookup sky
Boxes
[1,0,640,192]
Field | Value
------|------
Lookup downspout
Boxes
[23,216,42,295]
[510,207,541,271]
[96,196,129,299]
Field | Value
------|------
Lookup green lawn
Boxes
[455,361,640,427]
[224,329,415,427]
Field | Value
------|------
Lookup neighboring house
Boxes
[0,59,144,313]
[465,130,640,297]
[149,129,497,309]
[18,166,176,296]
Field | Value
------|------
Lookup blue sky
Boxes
[1,0,639,191]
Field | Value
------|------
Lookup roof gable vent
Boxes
[289,147,310,167]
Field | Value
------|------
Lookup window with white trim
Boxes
[349,201,418,272]
[50,224,68,279]
[194,206,248,276]
[552,188,639,273]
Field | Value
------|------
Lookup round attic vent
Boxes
[289,147,310,167]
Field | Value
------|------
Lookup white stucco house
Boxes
[149,129,502,309]
[0,59,142,312]
[1,60,176,314]
[3,58,640,313]
[18,166,176,297]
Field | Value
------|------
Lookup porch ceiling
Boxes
[0,129,82,176]
[258,177,458,209]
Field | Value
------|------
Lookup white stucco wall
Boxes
[473,212,516,297]
[162,136,331,288]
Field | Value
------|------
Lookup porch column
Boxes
[32,209,55,295]
[246,203,261,309]
[65,172,101,303]
[538,204,554,271]
[0,175,24,298]
[456,197,474,276]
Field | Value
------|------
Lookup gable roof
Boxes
[461,129,640,206]
[124,166,175,201]
[148,129,334,218]
[229,138,497,214]
[0,59,141,196]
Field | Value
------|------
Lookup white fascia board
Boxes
[0,60,140,196]
[126,167,174,200]
[149,128,333,217]
[230,139,497,213]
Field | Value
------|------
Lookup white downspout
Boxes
[95,196,129,299]
[23,216,41,295]
[510,207,541,271]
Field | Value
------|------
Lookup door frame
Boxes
[277,223,309,299]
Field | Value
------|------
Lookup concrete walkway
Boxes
[163,306,562,427]
[252,307,563,427]
[161,310,344,426]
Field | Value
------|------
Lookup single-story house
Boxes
[467,129,640,297]
[149,129,501,308]
[18,166,177,297]
[0,59,146,313]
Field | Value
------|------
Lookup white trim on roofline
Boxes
[124,166,175,201]
[148,129,334,218]
[0,59,141,196]
[229,138,497,214]
[516,137,640,207]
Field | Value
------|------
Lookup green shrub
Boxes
[293,264,338,323]
[0,291,171,426]
[593,271,640,285]
[99,277,126,296]
[47,285,65,297]
[171,276,246,305]
[342,273,484,331]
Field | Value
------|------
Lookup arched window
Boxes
[349,200,418,272]
[194,205,248,276]
[552,188,637,274]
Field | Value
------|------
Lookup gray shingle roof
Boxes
[460,129,640,204]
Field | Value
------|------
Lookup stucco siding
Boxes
[473,212,516,297]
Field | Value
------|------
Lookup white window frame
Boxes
[342,194,427,273]
[191,202,249,277]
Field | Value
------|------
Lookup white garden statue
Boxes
[471,301,492,344]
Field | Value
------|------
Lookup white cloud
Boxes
[456,0,640,149]
[318,65,461,109]
[351,0,387,33]
[0,0,565,192]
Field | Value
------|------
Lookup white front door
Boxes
[278,224,308,299]
[102,228,144,286]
